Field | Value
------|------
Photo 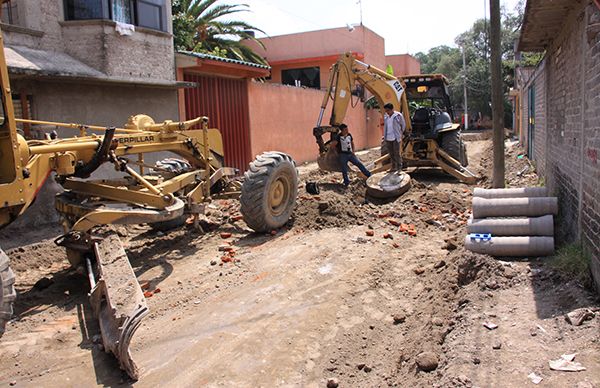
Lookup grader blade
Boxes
[89,234,148,380]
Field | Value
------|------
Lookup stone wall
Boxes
[2,0,175,81]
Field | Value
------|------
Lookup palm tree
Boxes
[172,0,267,65]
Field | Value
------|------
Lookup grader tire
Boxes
[240,152,298,232]
[0,248,16,337]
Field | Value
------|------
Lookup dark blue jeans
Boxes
[339,153,371,186]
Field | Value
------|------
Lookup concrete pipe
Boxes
[464,235,555,257]
[473,187,548,199]
[467,215,554,236]
[472,197,558,218]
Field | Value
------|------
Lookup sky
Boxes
[237,0,522,55]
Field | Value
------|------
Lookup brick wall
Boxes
[533,62,547,176]
[520,59,547,176]
[582,3,600,289]
[521,2,600,290]
[545,6,585,246]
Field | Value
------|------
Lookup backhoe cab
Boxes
[401,74,468,167]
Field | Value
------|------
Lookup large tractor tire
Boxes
[440,130,468,167]
[0,248,16,336]
[240,152,298,232]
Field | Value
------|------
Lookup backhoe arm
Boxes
[313,52,412,154]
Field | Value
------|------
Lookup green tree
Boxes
[172,0,267,65]
[415,2,543,127]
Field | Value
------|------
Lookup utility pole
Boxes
[490,0,505,187]
[462,45,469,130]
[357,0,363,26]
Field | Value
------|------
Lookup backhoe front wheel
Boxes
[240,152,298,232]
[0,248,16,336]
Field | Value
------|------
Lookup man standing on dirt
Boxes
[383,103,406,172]
[330,123,371,186]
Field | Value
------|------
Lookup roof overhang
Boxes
[176,52,270,79]
[269,52,364,67]
[518,0,583,52]
[6,45,189,89]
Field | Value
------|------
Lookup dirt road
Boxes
[0,140,598,387]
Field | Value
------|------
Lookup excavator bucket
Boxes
[317,151,343,172]
[88,234,148,380]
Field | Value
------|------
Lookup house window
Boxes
[136,0,166,31]
[0,0,21,26]
[64,0,108,20]
[282,67,320,89]
[64,0,167,31]
[112,0,133,24]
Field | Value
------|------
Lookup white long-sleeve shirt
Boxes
[384,111,406,142]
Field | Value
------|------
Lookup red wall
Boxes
[385,54,421,76]
[247,81,381,164]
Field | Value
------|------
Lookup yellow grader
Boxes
[0,34,298,378]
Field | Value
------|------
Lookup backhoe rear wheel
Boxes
[440,130,468,167]
[240,152,298,232]
[0,248,16,336]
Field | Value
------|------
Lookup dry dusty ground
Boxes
[0,140,598,387]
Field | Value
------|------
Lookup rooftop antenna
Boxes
[357,0,363,26]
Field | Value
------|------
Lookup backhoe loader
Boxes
[0,32,298,379]
[313,52,477,195]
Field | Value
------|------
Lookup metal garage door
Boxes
[183,73,251,173]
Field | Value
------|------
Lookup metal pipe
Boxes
[316,107,326,127]
[468,215,554,236]
[465,235,554,257]
[85,257,96,289]
[143,117,204,132]
[473,187,548,199]
[354,59,396,80]
[123,164,162,196]
[29,141,99,154]
[472,197,558,218]
[16,118,139,134]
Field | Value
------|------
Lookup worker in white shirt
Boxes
[383,103,406,172]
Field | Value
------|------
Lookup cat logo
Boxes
[118,135,155,144]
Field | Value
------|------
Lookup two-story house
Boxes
[0,0,181,135]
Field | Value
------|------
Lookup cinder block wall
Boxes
[521,2,600,290]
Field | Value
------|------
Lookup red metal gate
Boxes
[183,73,251,172]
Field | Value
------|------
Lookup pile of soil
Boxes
[316,247,529,387]
[479,140,540,188]
[292,156,472,235]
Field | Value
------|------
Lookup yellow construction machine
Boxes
[313,52,478,188]
[0,33,298,379]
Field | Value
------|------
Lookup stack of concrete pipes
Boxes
[465,187,557,257]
